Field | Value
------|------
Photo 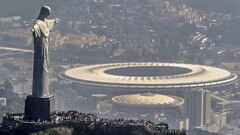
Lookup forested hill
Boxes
[2,0,240,19]
[0,0,64,19]
[182,0,240,14]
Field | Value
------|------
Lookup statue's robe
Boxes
[32,19,55,97]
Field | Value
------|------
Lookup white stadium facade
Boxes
[62,62,238,95]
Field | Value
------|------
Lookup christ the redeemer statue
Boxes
[31,6,59,97]
[25,6,58,120]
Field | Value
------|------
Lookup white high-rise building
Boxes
[183,89,211,129]
[0,98,6,106]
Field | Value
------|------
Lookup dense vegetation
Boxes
[30,127,74,135]
[183,0,240,14]
[3,0,240,18]
[0,0,63,18]
[0,79,24,121]
[188,129,223,135]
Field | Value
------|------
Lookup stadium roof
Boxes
[63,62,238,89]
[112,92,184,107]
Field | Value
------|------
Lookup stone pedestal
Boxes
[24,95,55,120]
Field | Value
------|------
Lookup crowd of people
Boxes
[54,110,97,123]
[3,111,186,134]
[97,118,145,126]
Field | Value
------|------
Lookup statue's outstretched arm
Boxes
[54,18,60,23]
[47,18,60,32]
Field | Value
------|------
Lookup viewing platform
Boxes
[1,111,187,135]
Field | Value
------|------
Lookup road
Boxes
[0,45,33,53]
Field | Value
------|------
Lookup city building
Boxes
[179,118,189,130]
[0,97,6,106]
[183,89,211,129]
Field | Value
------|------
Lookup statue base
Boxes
[24,95,55,120]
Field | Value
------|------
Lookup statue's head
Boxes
[38,5,51,19]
